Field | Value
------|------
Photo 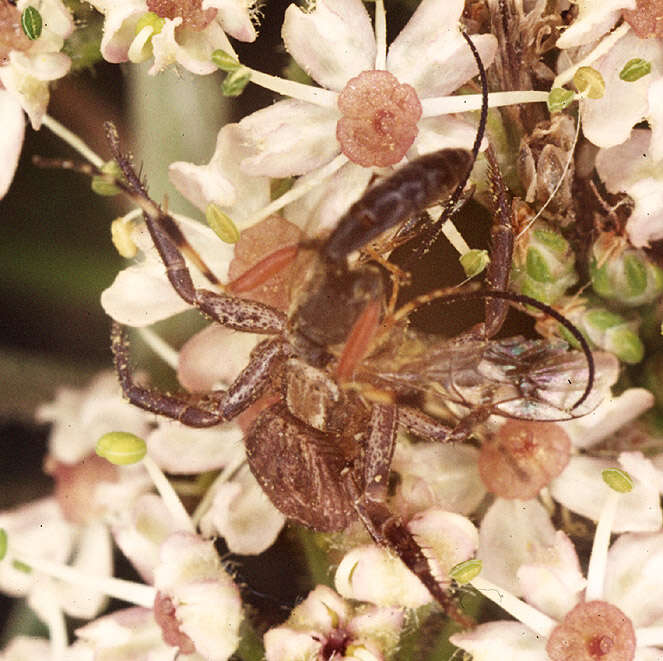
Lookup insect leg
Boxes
[397,406,452,443]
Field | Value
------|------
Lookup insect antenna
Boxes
[403,29,489,263]
[387,286,595,410]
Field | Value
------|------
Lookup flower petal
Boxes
[169,123,271,226]
[581,31,663,150]
[202,0,256,42]
[604,530,663,627]
[478,498,557,596]
[517,531,585,621]
[239,99,339,177]
[199,464,286,555]
[549,453,663,532]
[282,0,376,91]
[0,91,25,200]
[388,0,497,99]
[450,621,548,660]
[556,0,631,49]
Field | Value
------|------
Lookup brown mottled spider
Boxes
[43,33,595,627]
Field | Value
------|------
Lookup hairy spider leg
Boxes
[344,404,474,628]
[112,323,294,426]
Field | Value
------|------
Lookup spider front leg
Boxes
[111,322,293,426]
[345,404,473,628]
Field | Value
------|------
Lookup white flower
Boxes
[0,0,73,197]
[335,508,478,610]
[168,122,271,230]
[595,128,663,247]
[153,532,242,661]
[264,585,404,661]
[452,489,663,659]
[89,0,258,75]
[101,213,236,326]
[179,0,502,235]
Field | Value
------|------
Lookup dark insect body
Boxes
[49,31,596,628]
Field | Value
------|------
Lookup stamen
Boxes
[374,0,386,70]
[420,90,550,117]
[7,552,156,607]
[138,327,180,370]
[142,455,196,533]
[470,575,556,637]
[42,115,104,168]
[243,153,348,226]
[585,487,620,601]
[245,67,338,108]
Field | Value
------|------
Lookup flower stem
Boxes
[42,115,104,168]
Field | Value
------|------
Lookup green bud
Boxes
[0,529,6,562]
[619,58,651,82]
[605,326,645,364]
[511,221,577,306]
[135,12,165,36]
[21,6,42,40]
[526,247,552,283]
[460,249,489,278]
[585,308,624,331]
[642,351,663,408]
[449,559,482,584]
[590,235,663,306]
[573,66,605,99]
[602,468,633,493]
[91,161,123,197]
[221,68,251,97]
[205,203,240,243]
[547,88,575,113]
[96,431,147,465]
[212,49,241,72]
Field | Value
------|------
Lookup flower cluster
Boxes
[4,0,663,660]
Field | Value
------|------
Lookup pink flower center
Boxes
[622,0,663,39]
[478,420,571,500]
[0,0,31,65]
[146,0,217,31]
[153,591,196,654]
[336,70,422,168]
[546,601,636,661]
